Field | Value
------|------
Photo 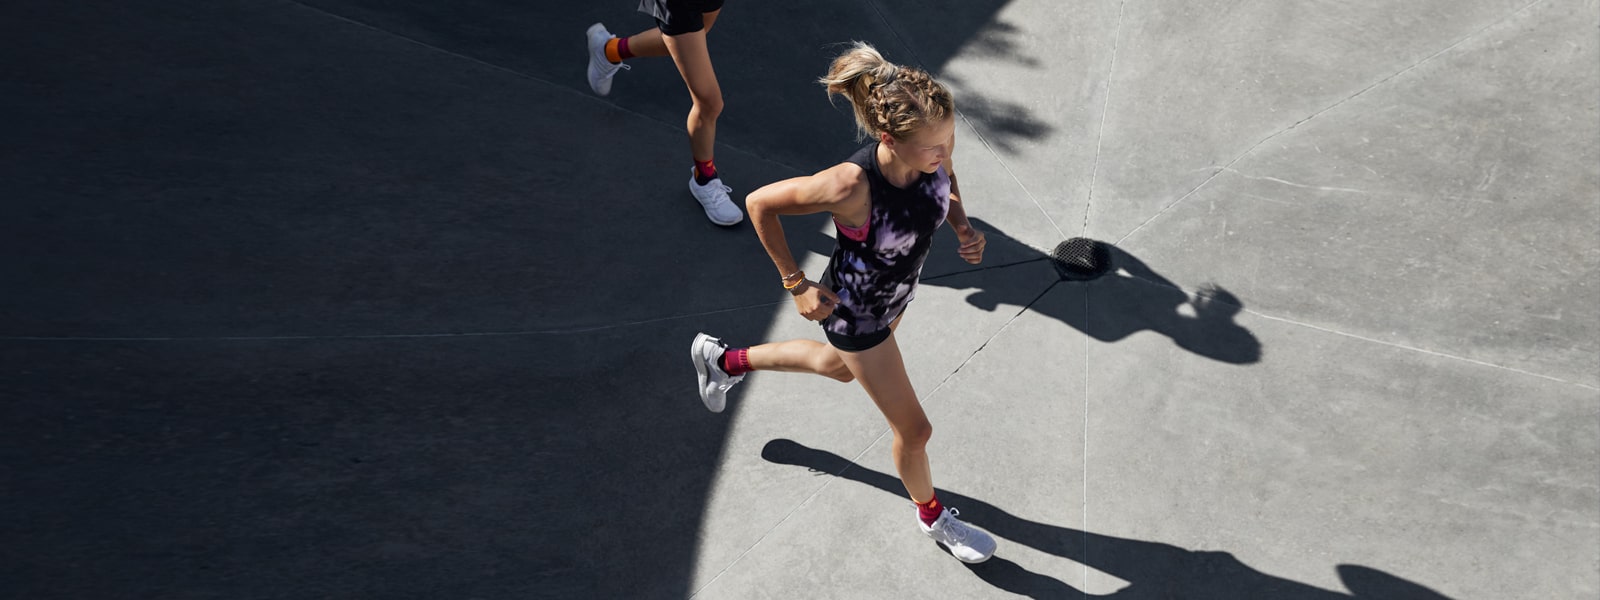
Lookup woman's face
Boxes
[885,117,956,174]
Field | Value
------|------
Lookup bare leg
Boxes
[621,28,669,58]
[836,330,934,503]
[661,22,722,163]
[745,311,904,384]
[748,339,854,382]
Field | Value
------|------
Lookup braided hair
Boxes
[819,42,954,141]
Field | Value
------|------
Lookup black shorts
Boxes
[637,0,725,36]
[823,325,892,353]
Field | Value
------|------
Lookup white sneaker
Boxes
[585,23,628,96]
[689,173,743,226]
[691,333,746,413]
[920,507,997,563]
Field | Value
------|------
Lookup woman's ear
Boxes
[879,131,894,148]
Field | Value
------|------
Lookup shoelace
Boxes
[596,56,629,76]
[941,508,972,544]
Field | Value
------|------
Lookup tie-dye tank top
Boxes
[821,143,951,337]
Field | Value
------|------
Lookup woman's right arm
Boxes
[745,163,861,321]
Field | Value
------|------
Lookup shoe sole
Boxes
[922,525,993,564]
[930,540,993,564]
[950,548,992,564]
[690,333,723,412]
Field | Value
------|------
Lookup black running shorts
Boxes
[823,325,892,353]
[637,0,725,36]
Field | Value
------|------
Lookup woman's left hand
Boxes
[956,227,986,264]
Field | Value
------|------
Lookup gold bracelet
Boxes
[782,271,806,290]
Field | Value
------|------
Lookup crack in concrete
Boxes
[1214,167,1373,195]
[1082,270,1093,588]
[1085,1,1127,237]
[1244,308,1599,391]
[0,301,790,341]
[1115,0,1550,247]
[921,257,1051,282]
[1113,274,1599,391]
[2,260,1057,342]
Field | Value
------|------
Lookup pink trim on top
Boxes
[835,217,870,242]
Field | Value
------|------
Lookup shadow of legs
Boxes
[762,439,1454,600]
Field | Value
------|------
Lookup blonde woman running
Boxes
[690,42,995,563]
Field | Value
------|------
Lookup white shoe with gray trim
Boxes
[689,173,743,226]
[691,332,745,413]
[585,23,628,96]
[920,507,997,563]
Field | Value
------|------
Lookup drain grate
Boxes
[1051,238,1113,281]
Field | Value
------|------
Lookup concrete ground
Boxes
[3,1,1596,598]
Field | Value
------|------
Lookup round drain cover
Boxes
[1051,238,1112,281]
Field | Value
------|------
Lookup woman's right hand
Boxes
[791,281,841,322]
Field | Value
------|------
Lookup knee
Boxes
[815,351,854,383]
[898,420,933,450]
[829,366,855,383]
[824,356,854,383]
[693,94,724,120]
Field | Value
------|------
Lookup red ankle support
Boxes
[694,158,718,183]
[719,347,752,376]
[917,494,942,526]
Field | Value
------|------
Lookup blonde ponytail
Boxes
[819,42,953,141]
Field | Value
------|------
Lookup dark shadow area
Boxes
[0,1,1040,599]
[921,219,1263,364]
[1,327,740,600]
[286,0,1050,173]
[762,439,1454,600]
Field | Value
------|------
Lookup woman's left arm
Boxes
[944,150,986,265]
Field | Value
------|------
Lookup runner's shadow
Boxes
[923,219,1263,364]
[762,439,1453,599]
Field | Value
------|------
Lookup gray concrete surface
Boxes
[2,0,1595,598]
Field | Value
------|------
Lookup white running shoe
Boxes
[585,23,628,96]
[691,333,746,413]
[920,507,997,564]
[689,172,744,226]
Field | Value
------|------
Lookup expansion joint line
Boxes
[1084,0,1126,236]
[0,301,790,342]
[1082,266,1092,588]
[1115,0,1550,246]
[1113,273,1595,390]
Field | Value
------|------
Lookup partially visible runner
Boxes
[690,42,996,563]
[585,1,742,226]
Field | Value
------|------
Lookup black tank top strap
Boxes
[844,143,881,187]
